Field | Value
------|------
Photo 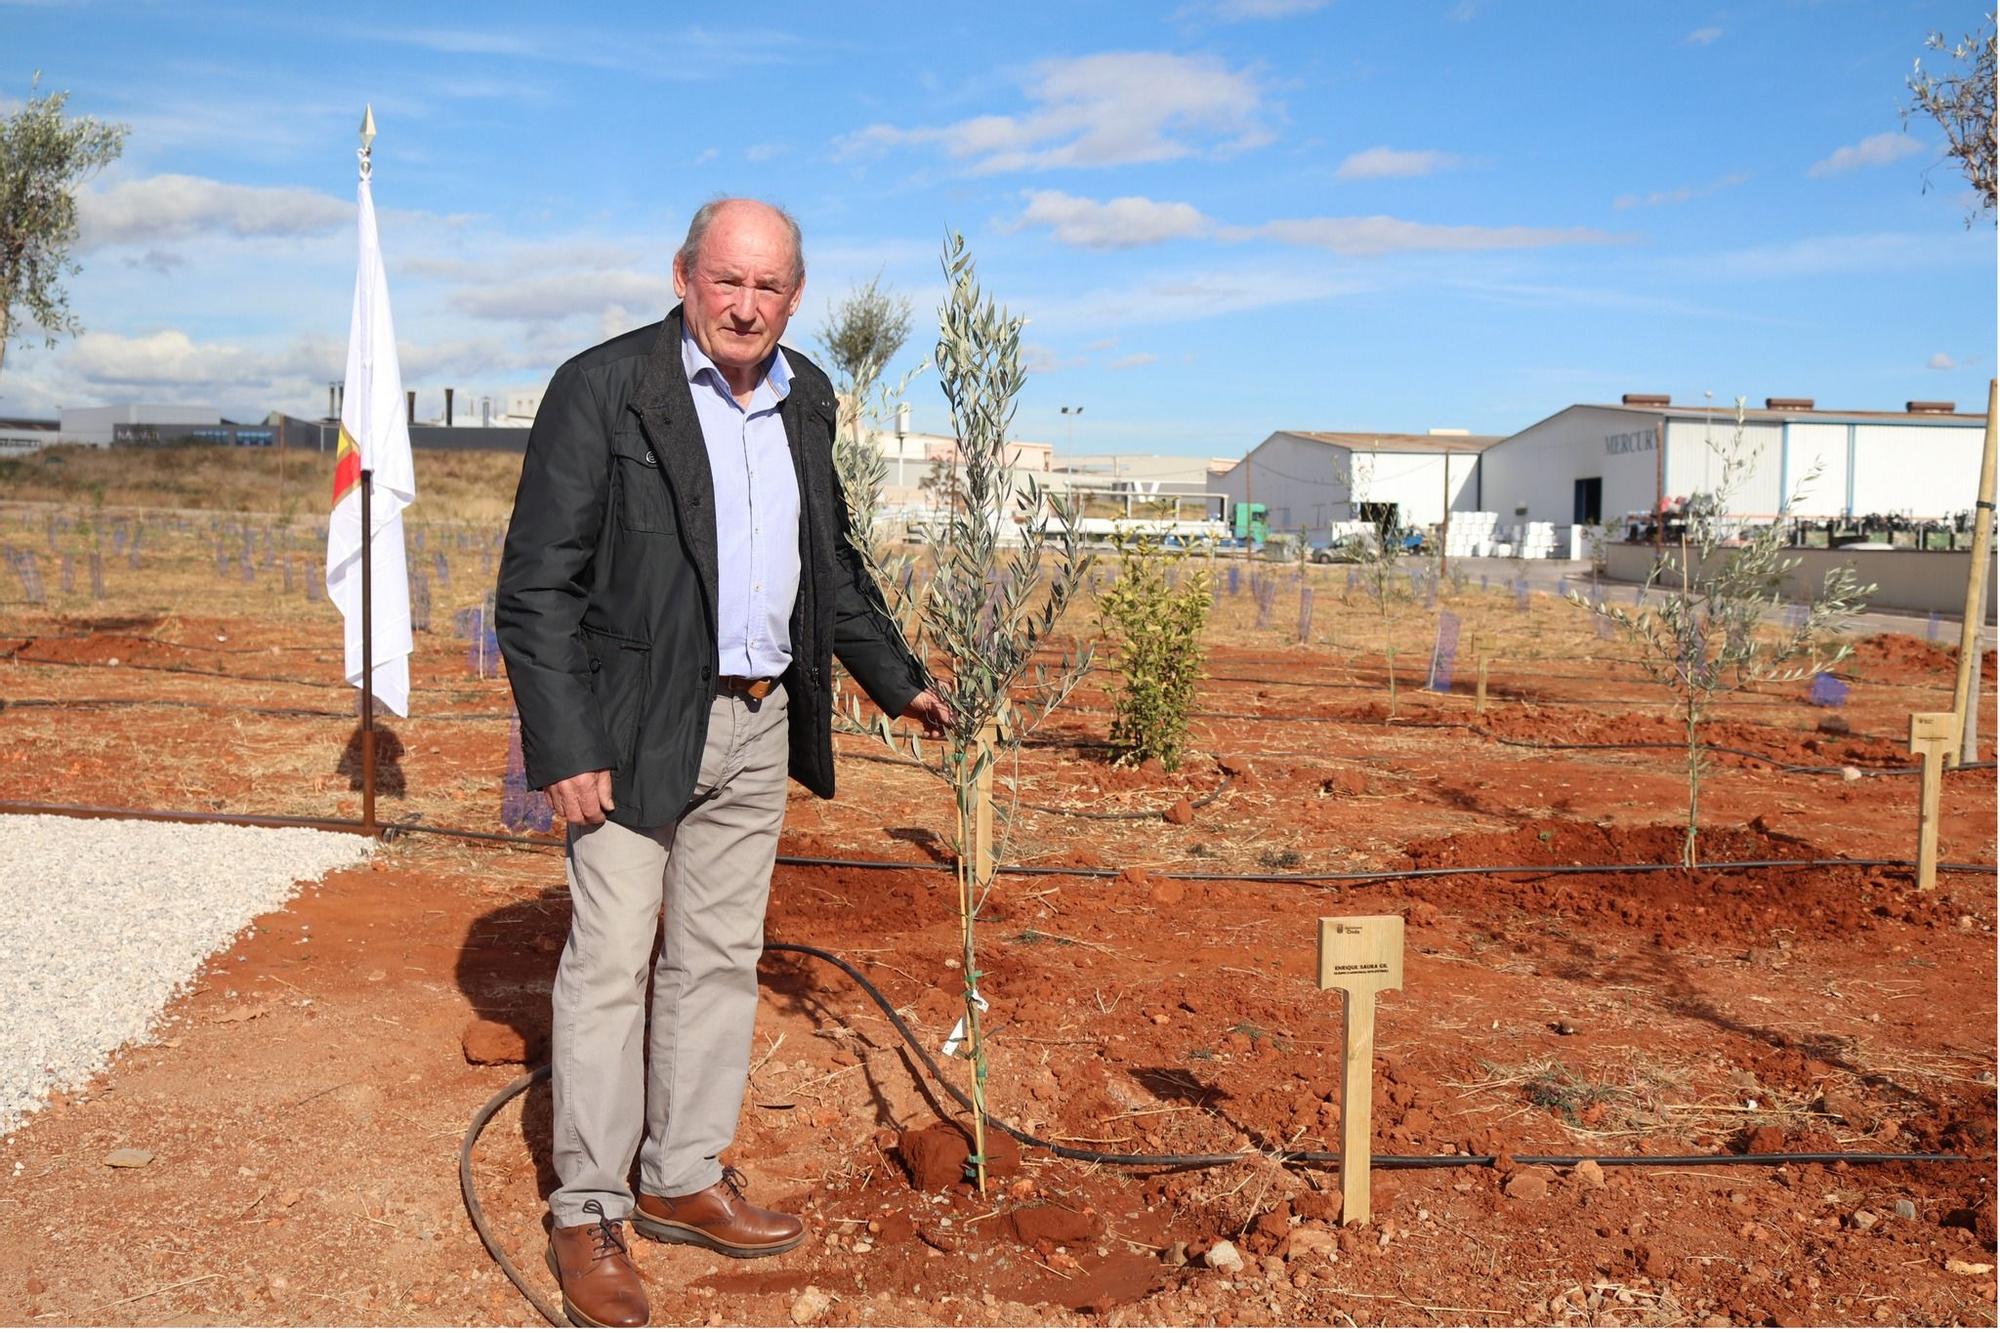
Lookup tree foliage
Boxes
[0,77,127,381]
[1571,402,1873,867]
[1099,528,1210,772]
[1906,11,1997,221]
[820,274,926,600]
[817,271,915,405]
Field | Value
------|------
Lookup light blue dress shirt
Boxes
[681,330,802,678]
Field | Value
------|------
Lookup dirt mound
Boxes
[1398,819,1967,945]
[1475,707,1907,769]
[897,1120,1022,1192]
[1843,632,1995,684]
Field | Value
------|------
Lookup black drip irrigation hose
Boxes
[382,821,2000,882]
[1480,732,2000,778]
[0,696,521,724]
[459,939,1974,1328]
[829,741,1236,821]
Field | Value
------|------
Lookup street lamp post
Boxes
[1060,405,1082,457]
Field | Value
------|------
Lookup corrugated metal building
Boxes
[1211,429,1502,541]
[1480,394,1986,528]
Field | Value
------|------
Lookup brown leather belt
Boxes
[717,674,777,700]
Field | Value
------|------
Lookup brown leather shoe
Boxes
[633,1165,806,1258]
[545,1200,649,1328]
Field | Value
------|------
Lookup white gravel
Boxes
[0,815,373,1134]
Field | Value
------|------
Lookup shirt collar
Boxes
[681,326,791,406]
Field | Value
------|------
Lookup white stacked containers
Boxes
[1517,521,1559,558]
[1443,511,1500,558]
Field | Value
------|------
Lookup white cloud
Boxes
[122,248,186,275]
[450,269,678,322]
[1177,0,1328,19]
[1612,171,1751,209]
[56,327,341,402]
[1017,191,1615,256]
[1808,131,1924,178]
[1254,215,1616,255]
[746,143,788,162]
[1030,263,1378,328]
[1928,352,1958,370]
[838,52,1272,173]
[78,173,350,248]
[694,147,719,165]
[1685,26,1723,45]
[1108,352,1158,370]
[1018,191,1212,248]
[1334,146,1465,180]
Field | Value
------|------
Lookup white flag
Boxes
[326,143,415,717]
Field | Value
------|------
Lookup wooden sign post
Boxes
[1316,914,1405,1226]
[1909,712,1953,890]
[1475,655,1490,715]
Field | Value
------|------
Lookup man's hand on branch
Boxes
[545,769,615,826]
[901,689,953,739]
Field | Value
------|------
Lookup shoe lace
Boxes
[581,1199,629,1261]
[719,1165,750,1201]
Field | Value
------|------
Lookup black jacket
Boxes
[495,307,926,830]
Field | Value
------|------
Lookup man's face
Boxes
[673,203,804,377]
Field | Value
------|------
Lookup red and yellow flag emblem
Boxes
[331,425,363,507]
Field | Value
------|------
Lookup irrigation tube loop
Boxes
[459,939,1971,1327]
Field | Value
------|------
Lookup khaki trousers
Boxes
[549,684,789,1227]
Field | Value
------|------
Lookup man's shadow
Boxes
[456,884,569,1203]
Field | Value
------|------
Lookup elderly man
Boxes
[498,197,947,1328]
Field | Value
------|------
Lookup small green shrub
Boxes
[1098,527,1210,771]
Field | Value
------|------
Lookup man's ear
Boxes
[672,254,689,300]
[786,275,805,318]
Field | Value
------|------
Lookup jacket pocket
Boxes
[582,627,649,772]
[611,435,677,535]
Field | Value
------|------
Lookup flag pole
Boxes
[362,462,376,824]
[355,106,379,833]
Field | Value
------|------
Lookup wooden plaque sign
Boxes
[1908,712,1954,890]
[1315,914,1405,1225]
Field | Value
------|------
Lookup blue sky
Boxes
[3,0,1992,457]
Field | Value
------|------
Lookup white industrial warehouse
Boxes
[1215,397,1986,550]
[1210,429,1500,541]
[1481,394,1987,530]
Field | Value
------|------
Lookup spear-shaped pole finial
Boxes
[359,104,377,153]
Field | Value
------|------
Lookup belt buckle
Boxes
[744,677,774,701]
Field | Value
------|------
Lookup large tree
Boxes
[0,77,127,383]
[1906,11,1996,221]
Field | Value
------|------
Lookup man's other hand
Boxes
[901,690,953,739]
[545,770,616,826]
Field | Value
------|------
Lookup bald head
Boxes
[677,197,804,288]
[672,197,807,397]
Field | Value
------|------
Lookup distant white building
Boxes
[59,404,223,446]
[1480,394,1987,527]
[863,404,1053,504]
[1211,429,1502,542]
[0,417,60,457]
[417,388,540,429]
[1053,453,1225,492]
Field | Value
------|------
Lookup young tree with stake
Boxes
[1569,401,1872,866]
[842,235,1093,1193]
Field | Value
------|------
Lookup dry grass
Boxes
[0,444,525,527]
[1444,1051,1830,1146]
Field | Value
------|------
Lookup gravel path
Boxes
[0,815,372,1134]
